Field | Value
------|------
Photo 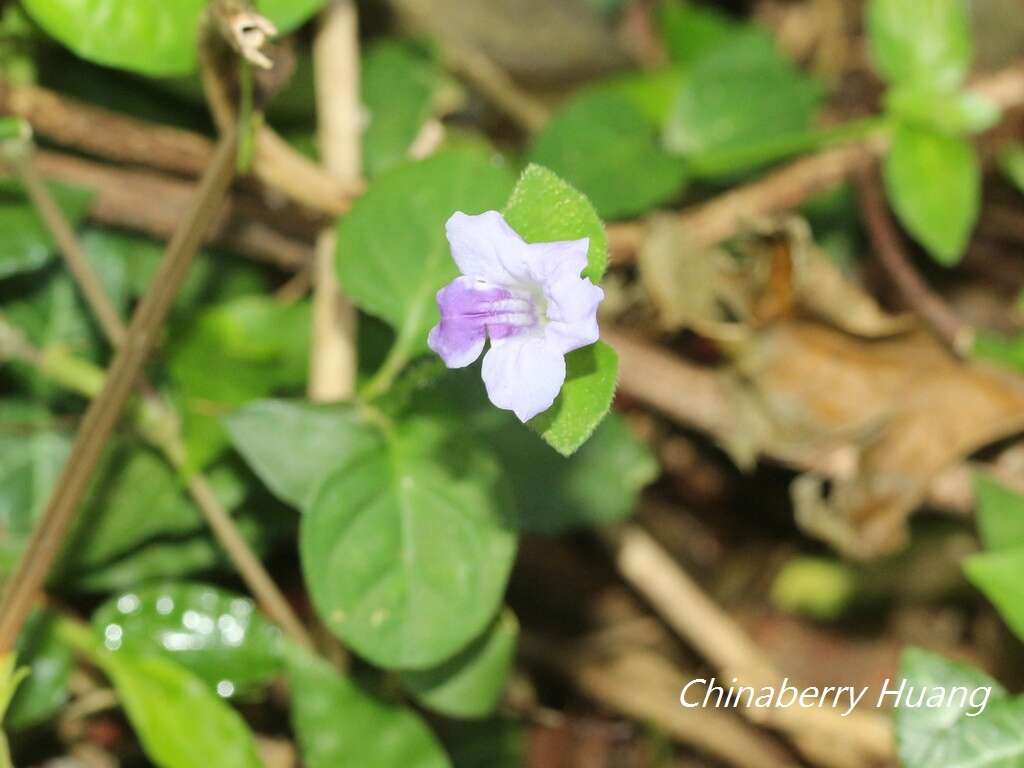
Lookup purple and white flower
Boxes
[428,211,604,422]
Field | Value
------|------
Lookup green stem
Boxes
[39,346,105,399]
[359,333,416,402]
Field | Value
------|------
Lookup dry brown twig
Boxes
[605,524,893,766]
[29,149,311,270]
[308,0,360,401]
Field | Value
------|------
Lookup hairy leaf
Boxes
[503,164,608,283]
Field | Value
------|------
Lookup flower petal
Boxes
[446,211,532,284]
[524,237,590,284]
[428,322,485,368]
[427,276,504,367]
[481,335,566,422]
[543,275,603,354]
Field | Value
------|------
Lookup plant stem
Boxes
[359,333,415,401]
[0,132,238,654]
[11,148,126,347]
[9,145,314,650]
[856,167,974,356]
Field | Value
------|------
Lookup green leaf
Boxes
[96,650,263,768]
[362,41,442,178]
[866,0,970,90]
[92,583,284,697]
[894,647,1021,768]
[964,549,1024,642]
[22,0,324,76]
[883,122,979,265]
[600,67,688,125]
[79,228,164,312]
[528,341,619,457]
[494,411,656,533]
[57,446,244,578]
[169,295,311,468]
[336,148,515,355]
[974,475,1024,551]
[2,272,100,403]
[400,610,518,719]
[886,86,1001,135]
[662,31,822,175]
[0,418,70,578]
[410,371,654,532]
[528,89,687,219]
[1000,143,1024,195]
[0,179,93,279]
[225,400,378,510]
[287,648,450,768]
[657,0,745,65]
[6,610,70,731]
[69,510,278,593]
[503,164,608,283]
[21,0,208,76]
[301,417,517,669]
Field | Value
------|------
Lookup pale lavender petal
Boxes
[481,336,566,422]
[543,274,604,354]
[524,237,590,284]
[428,276,510,367]
[445,211,532,284]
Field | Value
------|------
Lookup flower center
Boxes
[483,290,542,339]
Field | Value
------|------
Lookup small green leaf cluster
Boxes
[868,0,998,264]
[529,1,823,220]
